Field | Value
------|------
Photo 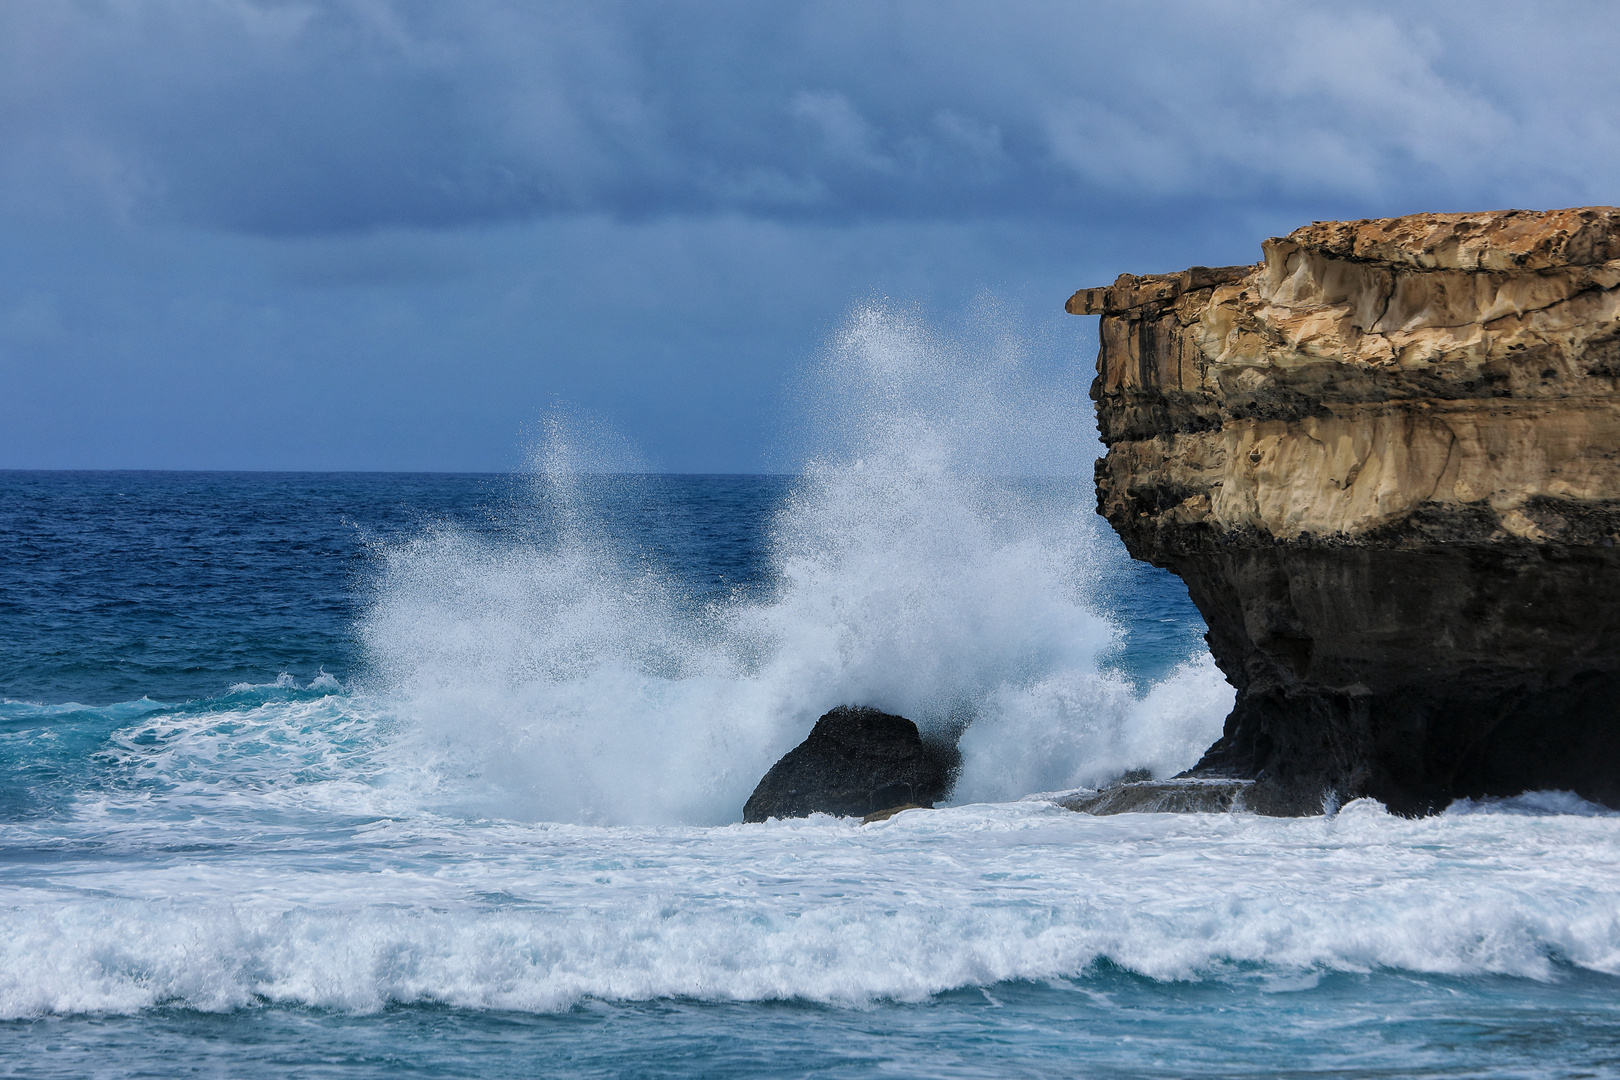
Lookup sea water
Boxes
[4,308,1620,1077]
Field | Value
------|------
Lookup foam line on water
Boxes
[3,800,1619,1017]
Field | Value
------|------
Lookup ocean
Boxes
[4,312,1620,1077]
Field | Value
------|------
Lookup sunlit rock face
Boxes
[1072,208,1620,815]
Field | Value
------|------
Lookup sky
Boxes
[2,0,1618,472]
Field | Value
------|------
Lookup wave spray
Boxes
[358,303,1231,824]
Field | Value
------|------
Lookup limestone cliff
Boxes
[1071,208,1620,815]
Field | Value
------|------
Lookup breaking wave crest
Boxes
[357,304,1231,824]
[5,800,1620,1018]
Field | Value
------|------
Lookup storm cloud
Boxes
[6,0,1615,234]
[2,1,1617,469]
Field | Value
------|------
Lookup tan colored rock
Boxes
[1075,208,1620,545]
[1071,208,1620,816]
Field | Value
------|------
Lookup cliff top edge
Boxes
[1068,206,1620,316]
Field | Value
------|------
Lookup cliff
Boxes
[1071,207,1620,815]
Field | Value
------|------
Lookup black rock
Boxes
[1174,544,1620,815]
[742,706,959,822]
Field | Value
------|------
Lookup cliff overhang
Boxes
[1072,208,1620,815]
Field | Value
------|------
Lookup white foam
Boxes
[10,303,1618,1024]
[954,653,1233,800]
[4,800,1619,1017]
[356,303,1230,824]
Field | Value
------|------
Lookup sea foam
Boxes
[357,303,1231,824]
[4,305,1619,1024]
[4,799,1620,1018]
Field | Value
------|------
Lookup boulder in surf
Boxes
[742,706,958,822]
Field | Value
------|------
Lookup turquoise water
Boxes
[4,469,1619,1077]
[11,969,1620,1078]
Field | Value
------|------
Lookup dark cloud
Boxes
[0,214,1109,471]
[4,0,1617,236]
[3,1,1619,472]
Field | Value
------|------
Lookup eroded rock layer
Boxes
[1071,208,1620,814]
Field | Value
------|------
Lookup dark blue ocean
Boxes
[4,466,1620,1078]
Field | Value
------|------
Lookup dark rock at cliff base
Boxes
[1071,207,1620,815]
[743,706,959,822]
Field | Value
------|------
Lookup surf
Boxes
[355,302,1231,824]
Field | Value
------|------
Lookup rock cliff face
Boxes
[1071,208,1620,815]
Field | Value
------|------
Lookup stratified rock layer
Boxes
[742,706,959,822]
[1071,208,1620,815]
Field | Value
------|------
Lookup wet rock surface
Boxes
[743,706,959,822]
[1052,779,1255,815]
[1071,207,1620,815]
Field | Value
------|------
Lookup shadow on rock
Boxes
[742,706,960,822]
